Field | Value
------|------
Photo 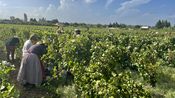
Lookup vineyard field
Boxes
[1,24,175,97]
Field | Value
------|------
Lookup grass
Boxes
[39,77,77,98]
[149,66,175,98]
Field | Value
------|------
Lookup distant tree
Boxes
[155,20,162,28]
[29,18,38,25]
[135,25,141,29]
[38,17,47,25]
[64,22,70,26]
[10,16,15,23]
[96,24,103,28]
[108,22,127,28]
[30,18,37,23]
[51,19,59,24]
[10,16,15,21]
[24,13,28,22]
[39,17,46,22]
[119,24,127,28]
[80,23,86,27]
[164,20,171,27]
[73,23,79,27]
[108,23,113,27]
[113,22,119,27]
[14,18,23,24]
[155,20,171,29]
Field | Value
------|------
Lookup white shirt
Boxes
[22,40,33,56]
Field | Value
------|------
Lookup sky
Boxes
[0,0,175,26]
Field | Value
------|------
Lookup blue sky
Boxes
[0,0,175,26]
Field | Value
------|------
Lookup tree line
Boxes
[108,20,172,29]
[0,13,173,29]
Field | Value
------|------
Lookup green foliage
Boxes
[1,24,175,97]
[42,32,157,97]
[0,62,20,98]
[155,20,171,29]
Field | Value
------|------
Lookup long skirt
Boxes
[17,53,43,85]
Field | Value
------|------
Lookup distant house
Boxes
[140,26,150,30]
[0,19,11,24]
[108,27,116,30]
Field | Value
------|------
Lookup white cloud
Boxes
[23,4,58,19]
[108,8,158,26]
[46,4,56,12]
[45,4,58,19]
[58,0,76,9]
[84,0,97,4]
[52,0,106,24]
[0,1,7,7]
[110,0,154,25]
[117,0,151,14]
[105,0,114,8]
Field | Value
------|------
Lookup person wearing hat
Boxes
[74,29,81,35]
[17,44,48,87]
[56,25,64,35]
[73,29,81,38]
[22,34,39,56]
[5,36,20,62]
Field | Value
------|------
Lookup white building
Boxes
[140,26,149,30]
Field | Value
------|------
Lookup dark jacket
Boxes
[28,44,48,57]
[6,37,20,46]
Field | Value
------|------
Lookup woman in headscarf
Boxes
[22,34,39,56]
[17,44,48,87]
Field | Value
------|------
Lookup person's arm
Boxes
[5,38,12,46]
[16,38,20,47]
